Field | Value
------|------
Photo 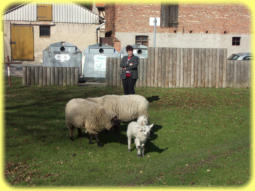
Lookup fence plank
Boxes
[42,67,47,86]
[183,48,188,87]
[26,66,31,85]
[172,48,177,87]
[66,67,71,86]
[38,67,43,86]
[187,48,192,87]
[168,48,173,88]
[164,48,170,88]
[190,49,194,87]
[117,57,121,87]
[201,49,206,87]
[211,49,217,87]
[74,67,79,85]
[50,67,54,85]
[22,66,27,85]
[34,66,39,85]
[46,67,51,86]
[30,67,35,86]
[154,47,159,87]
[150,48,155,87]
[63,67,67,86]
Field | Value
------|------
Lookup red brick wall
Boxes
[105,4,115,36]
[106,4,250,35]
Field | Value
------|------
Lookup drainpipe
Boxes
[96,23,105,46]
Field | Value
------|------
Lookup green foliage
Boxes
[4,77,250,186]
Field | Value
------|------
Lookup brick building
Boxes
[104,4,251,56]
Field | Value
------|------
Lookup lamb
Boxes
[127,119,153,157]
[65,98,117,146]
[137,115,148,126]
[86,94,149,122]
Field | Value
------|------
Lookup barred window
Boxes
[40,25,50,37]
[232,37,241,46]
[135,35,148,46]
[160,4,179,27]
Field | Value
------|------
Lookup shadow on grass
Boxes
[146,96,160,103]
[96,123,168,155]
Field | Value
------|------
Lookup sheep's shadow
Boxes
[97,123,167,155]
[146,96,160,103]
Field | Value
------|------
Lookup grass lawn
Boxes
[4,77,250,187]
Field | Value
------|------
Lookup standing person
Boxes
[120,45,139,95]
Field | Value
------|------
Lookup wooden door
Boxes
[11,25,34,61]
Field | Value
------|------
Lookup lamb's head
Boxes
[137,115,148,126]
[138,124,154,138]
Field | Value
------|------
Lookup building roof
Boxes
[3,3,100,24]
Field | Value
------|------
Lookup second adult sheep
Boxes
[65,98,117,146]
[86,94,149,122]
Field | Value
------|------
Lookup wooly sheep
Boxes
[127,120,153,157]
[86,94,149,122]
[65,98,117,146]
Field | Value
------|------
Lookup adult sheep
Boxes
[86,94,149,122]
[65,98,117,146]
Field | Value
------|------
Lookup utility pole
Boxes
[153,17,157,47]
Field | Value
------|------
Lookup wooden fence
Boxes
[226,60,250,88]
[23,66,79,86]
[106,48,250,88]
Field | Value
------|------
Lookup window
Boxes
[135,35,148,46]
[232,37,241,46]
[37,4,52,21]
[160,4,179,27]
[40,25,50,37]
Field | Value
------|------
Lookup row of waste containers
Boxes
[43,41,148,80]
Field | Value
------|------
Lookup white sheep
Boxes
[86,94,149,122]
[65,98,117,146]
[127,120,153,157]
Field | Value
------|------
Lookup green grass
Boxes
[4,77,250,187]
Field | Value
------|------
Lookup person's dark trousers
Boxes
[122,78,137,95]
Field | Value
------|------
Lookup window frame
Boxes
[39,25,51,37]
[232,37,241,46]
[135,35,149,46]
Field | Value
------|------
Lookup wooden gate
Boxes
[11,24,34,61]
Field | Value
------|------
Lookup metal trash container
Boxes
[82,44,120,81]
[43,41,82,68]
[120,44,148,59]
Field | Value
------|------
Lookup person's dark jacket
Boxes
[120,55,139,79]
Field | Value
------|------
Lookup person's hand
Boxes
[122,67,126,70]
[129,63,133,66]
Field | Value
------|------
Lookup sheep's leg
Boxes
[127,136,132,151]
[77,128,83,138]
[137,146,141,157]
[68,125,75,141]
[95,134,103,147]
[135,138,141,157]
[141,146,145,157]
[89,134,94,144]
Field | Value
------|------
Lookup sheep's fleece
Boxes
[65,98,113,136]
[86,94,149,122]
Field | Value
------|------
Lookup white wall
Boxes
[115,32,251,56]
[4,21,98,63]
